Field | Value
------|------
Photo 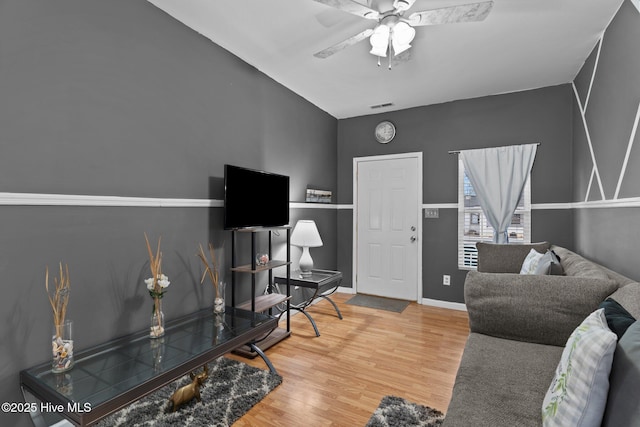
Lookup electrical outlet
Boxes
[443,275,450,286]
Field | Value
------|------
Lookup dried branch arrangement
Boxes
[144,232,163,298]
[145,233,170,338]
[46,263,70,339]
[197,243,219,297]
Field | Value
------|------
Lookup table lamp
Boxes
[291,220,323,276]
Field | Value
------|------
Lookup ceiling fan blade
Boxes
[314,28,375,59]
[393,0,417,12]
[407,1,493,26]
[311,0,380,20]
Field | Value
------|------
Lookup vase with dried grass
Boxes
[145,233,170,339]
[46,263,74,373]
[197,243,225,314]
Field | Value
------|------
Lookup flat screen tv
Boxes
[224,164,290,229]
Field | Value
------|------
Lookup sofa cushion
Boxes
[551,246,609,280]
[542,309,617,427]
[465,271,618,346]
[443,333,563,427]
[608,282,640,319]
[602,320,640,427]
[599,298,636,339]
[476,241,550,273]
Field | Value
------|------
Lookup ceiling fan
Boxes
[312,0,494,67]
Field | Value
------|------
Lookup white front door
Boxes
[355,154,421,301]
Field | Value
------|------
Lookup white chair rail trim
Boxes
[1,192,639,209]
[0,192,345,208]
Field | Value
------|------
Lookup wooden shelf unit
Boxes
[231,226,291,357]
[237,293,291,313]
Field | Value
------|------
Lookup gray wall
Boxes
[337,85,575,303]
[572,1,640,279]
[0,1,337,426]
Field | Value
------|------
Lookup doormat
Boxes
[95,357,282,427]
[366,395,445,427]
[346,294,410,313]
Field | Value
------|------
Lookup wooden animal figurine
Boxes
[167,364,209,412]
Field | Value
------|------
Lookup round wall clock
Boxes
[375,121,396,144]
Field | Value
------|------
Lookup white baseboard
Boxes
[421,298,467,311]
[338,286,355,294]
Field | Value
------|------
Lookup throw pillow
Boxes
[534,250,564,275]
[541,309,617,427]
[608,282,640,319]
[520,248,544,274]
[598,298,636,339]
[601,320,640,427]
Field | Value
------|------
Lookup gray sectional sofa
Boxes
[443,242,640,427]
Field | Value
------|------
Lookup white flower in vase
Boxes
[157,274,171,288]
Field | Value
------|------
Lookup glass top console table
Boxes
[20,307,278,427]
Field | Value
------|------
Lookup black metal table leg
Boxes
[249,343,279,376]
[319,295,343,319]
[291,307,321,336]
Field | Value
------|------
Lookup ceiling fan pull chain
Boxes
[377,56,381,67]
[388,44,392,70]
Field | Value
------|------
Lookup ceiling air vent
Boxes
[370,102,394,109]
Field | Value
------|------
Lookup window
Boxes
[458,159,531,269]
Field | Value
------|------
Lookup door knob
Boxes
[410,236,417,242]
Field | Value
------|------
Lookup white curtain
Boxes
[460,144,537,243]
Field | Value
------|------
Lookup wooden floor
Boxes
[227,293,470,427]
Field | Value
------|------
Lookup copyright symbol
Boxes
[1,402,10,412]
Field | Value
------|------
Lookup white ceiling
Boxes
[147,0,623,119]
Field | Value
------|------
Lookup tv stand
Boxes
[231,226,291,357]
[20,307,278,427]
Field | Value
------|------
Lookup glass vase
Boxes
[150,299,165,339]
[213,311,225,344]
[214,282,225,314]
[150,338,165,372]
[52,320,74,373]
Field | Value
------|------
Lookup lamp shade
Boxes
[290,220,323,248]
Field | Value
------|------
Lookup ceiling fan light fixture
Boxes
[369,44,388,57]
[369,24,390,57]
[392,40,411,55]
[390,21,414,56]
[392,21,415,45]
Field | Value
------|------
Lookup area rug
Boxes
[96,357,282,427]
[346,294,410,313]
[366,396,445,427]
